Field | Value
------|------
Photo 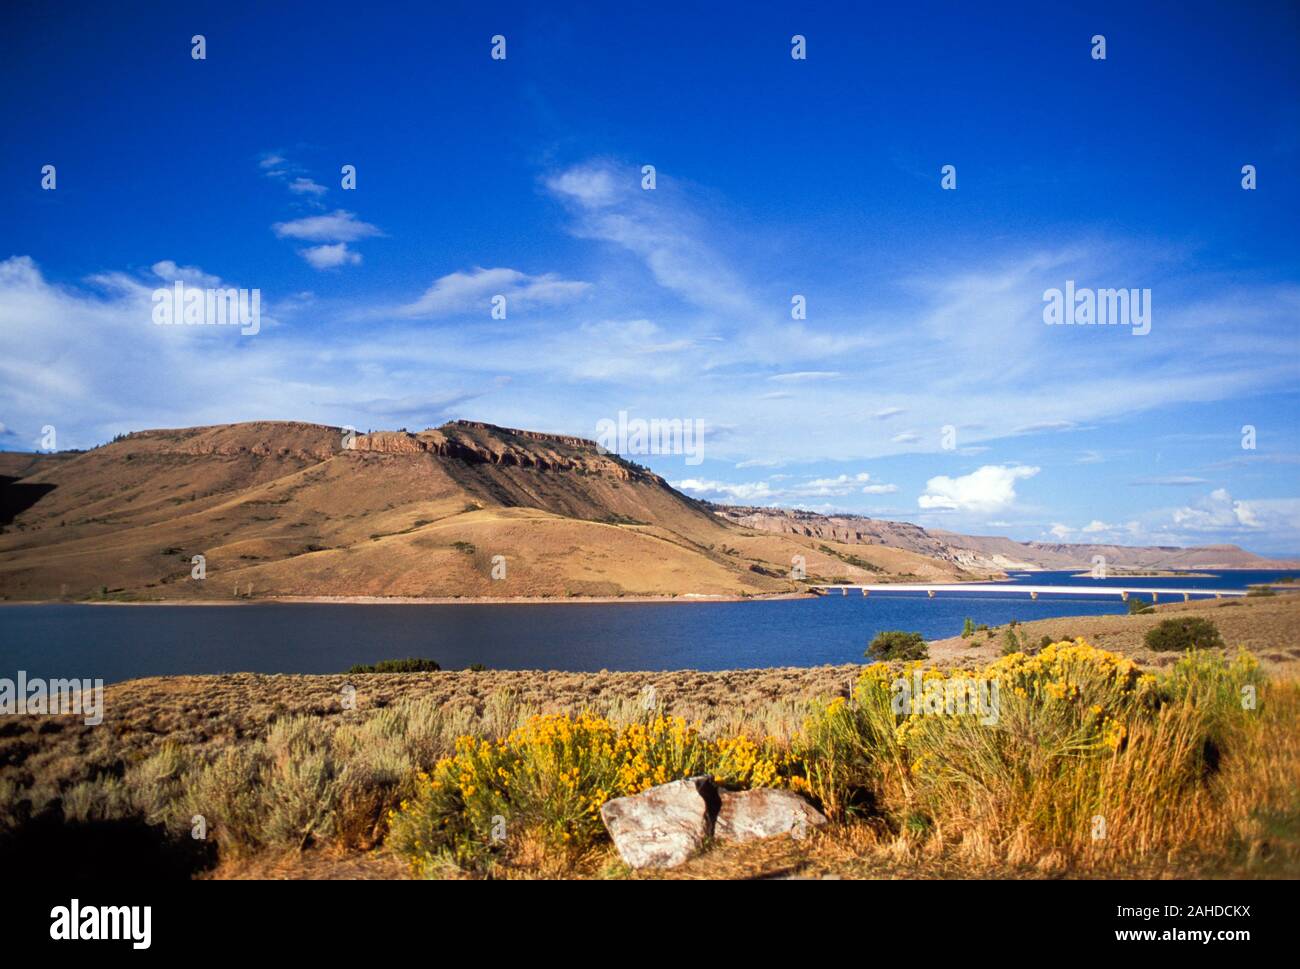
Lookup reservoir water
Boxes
[0,570,1289,683]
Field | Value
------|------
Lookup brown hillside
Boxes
[0,420,977,601]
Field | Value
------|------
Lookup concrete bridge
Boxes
[810,583,1250,602]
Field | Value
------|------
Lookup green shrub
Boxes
[262,717,339,848]
[1001,627,1022,656]
[1144,617,1225,653]
[61,775,132,823]
[1159,649,1262,743]
[960,618,975,639]
[866,631,928,661]
[1127,596,1154,615]
[181,746,269,857]
[347,657,442,673]
[126,741,191,830]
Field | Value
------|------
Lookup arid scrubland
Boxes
[2,595,1297,880]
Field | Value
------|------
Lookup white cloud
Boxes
[288,177,328,196]
[891,431,920,444]
[799,472,871,496]
[673,478,773,502]
[673,470,896,504]
[272,210,382,243]
[918,464,1040,513]
[394,267,590,318]
[150,261,221,287]
[1173,488,1261,531]
[300,243,362,270]
[546,165,618,207]
[874,406,905,419]
[1081,520,1112,533]
[1049,523,1074,539]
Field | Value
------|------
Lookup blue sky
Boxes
[2,1,1298,553]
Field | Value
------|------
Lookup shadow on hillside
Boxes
[0,813,216,879]
[0,476,56,525]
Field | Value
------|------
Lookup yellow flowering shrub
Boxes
[387,712,787,875]
[878,642,1161,800]
[794,641,1173,821]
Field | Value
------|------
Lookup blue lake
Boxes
[0,570,1289,682]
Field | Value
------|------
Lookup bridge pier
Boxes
[861,588,869,597]
[1152,592,1158,603]
[927,589,935,598]
[1120,591,1128,601]
[1030,591,1038,600]
[1183,592,1191,602]
[841,587,847,596]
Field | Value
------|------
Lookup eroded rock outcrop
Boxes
[350,420,655,481]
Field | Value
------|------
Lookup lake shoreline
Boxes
[2,568,1291,608]
[0,591,821,607]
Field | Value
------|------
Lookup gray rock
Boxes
[599,776,721,869]
[715,788,828,844]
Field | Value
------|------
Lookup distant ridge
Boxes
[712,505,1298,572]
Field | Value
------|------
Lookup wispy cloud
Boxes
[1130,475,1208,486]
[288,176,328,196]
[545,160,754,317]
[769,371,842,383]
[393,267,590,319]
